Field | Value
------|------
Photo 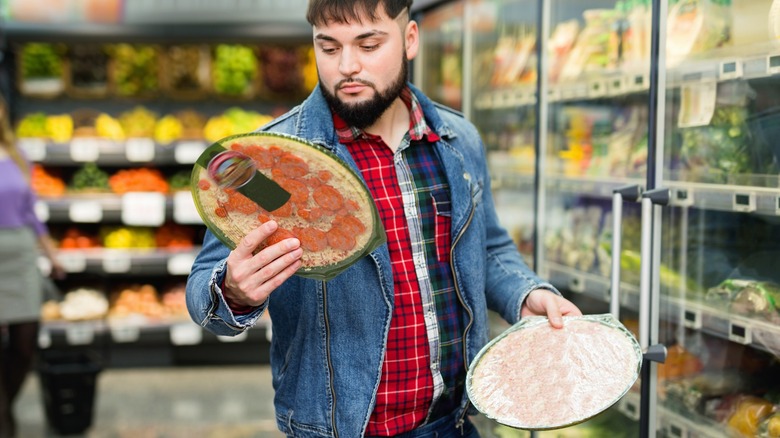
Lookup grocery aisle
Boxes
[14,365,283,437]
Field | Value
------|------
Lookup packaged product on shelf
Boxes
[705,278,780,323]
[66,43,110,98]
[548,20,580,83]
[17,42,66,97]
[666,0,731,68]
[758,411,780,438]
[557,9,621,82]
[725,396,775,437]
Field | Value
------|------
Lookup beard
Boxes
[320,58,409,130]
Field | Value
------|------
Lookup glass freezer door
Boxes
[655,0,780,436]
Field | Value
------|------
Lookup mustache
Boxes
[336,78,375,89]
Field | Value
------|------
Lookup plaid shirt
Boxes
[334,88,466,435]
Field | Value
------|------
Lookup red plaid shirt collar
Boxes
[332,87,440,144]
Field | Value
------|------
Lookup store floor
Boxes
[15,365,284,437]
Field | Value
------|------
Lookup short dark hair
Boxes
[306,0,413,26]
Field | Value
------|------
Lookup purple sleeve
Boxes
[24,187,48,236]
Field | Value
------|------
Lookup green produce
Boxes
[15,113,48,138]
[167,170,191,191]
[212,44,258,96]
[707,279,780,322]
[20,43,63,79]
[70,163,110,192]
[119,106,157,137]
[111,44,159,97]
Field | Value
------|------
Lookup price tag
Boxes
[70,138,101,162]
[733,192,756,213]
[126,138,156,162]
[69,200,103,223]
[683,308,702,329]
[38,327,52,349]
[18,138,47,162]
[672,188,694,207]
[121,192,166,226]
[629,74,647,91]
[768,55,780,75]
[35,200,50,222]
[728,321,752,344]
[217,331,249,343]
[102,250,132,273]
[170,322,203,345]
[568,275,586,293]
[65,322,95,345]
[619,397,640,421]
[608,77,624,95]
[588,79,607,98]
[60,253,87,273]
[678,81,717,128]
[173,191,202,224]
[719,60,743,80]
[175,141,207,164]
[109,320,142,343]
[668,422,687,438]
[167,252,196,275]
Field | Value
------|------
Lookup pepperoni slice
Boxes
[334,215,366,235]
[245,145,275,168]
[279,152,309,178]
[327,226,356,251]
[225,190,260,215]
[313,185,344,211]
[265,228,295,246]
[271,201,293,217]
[295,226,328,252]
[297,208,324,222]
[279,178,310,204]
[198,179,211,190]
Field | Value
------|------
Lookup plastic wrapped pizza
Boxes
[466,313,642,430]
[191,132,385,281]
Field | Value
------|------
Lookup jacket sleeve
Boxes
[185,230,267,336]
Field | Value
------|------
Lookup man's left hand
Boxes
[521,289,582,329]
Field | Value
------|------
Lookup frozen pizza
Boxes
[467,314,642,430]
[191,132,385,281]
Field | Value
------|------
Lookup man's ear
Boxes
[404,20,419,61]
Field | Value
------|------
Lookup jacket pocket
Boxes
[431,190,452,263]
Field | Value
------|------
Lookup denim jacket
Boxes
[185,84,558,437]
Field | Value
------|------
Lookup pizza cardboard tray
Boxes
[191,132,385,281]
[466,313,642,430]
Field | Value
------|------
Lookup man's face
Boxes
[313,7,419,129]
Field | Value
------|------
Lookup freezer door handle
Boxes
[610,185,643,319]
[643,343,667,364]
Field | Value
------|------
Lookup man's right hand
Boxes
[222,220,303,309]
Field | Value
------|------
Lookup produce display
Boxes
[163,44,209,97]
[467,314,641,430]
[192,132,385,280]
[258,46,305,96]
[67,43,110,97]
[212,44,258,97]
[20,43,64,80]
[108,168,169,194]
[110,44,160,97]
[69,162,110,192]
[203,107,273,142]
[119,106,157,138]
[31,165,66,197]
[58,227,101,249]
[16,112,73,142]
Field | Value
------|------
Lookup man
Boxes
[186,0,581,436]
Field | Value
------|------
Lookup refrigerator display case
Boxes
[415,0,780,437]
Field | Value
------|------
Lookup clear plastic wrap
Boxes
[466,313,642,430]
[191,132,385,281]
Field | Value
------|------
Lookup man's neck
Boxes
[363,97,410,153]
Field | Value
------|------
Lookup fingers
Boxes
[224,221,303,307]
[522,289,584,329]
[232,221,279,260]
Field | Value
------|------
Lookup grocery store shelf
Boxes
[2,22,311,44]
[544,262,641,311]
[545,175,645,199]
[39,318,272,367]
[665,180,780,215]
[56,248,201,276]
[545,261,780,355]
[18,137,208,166]
[37,191,202,225]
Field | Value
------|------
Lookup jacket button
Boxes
[463,172,471,181]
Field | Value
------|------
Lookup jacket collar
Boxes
[293,82,456,151]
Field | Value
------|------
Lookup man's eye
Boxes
[361,45,378,51]
[321,47,338,54]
